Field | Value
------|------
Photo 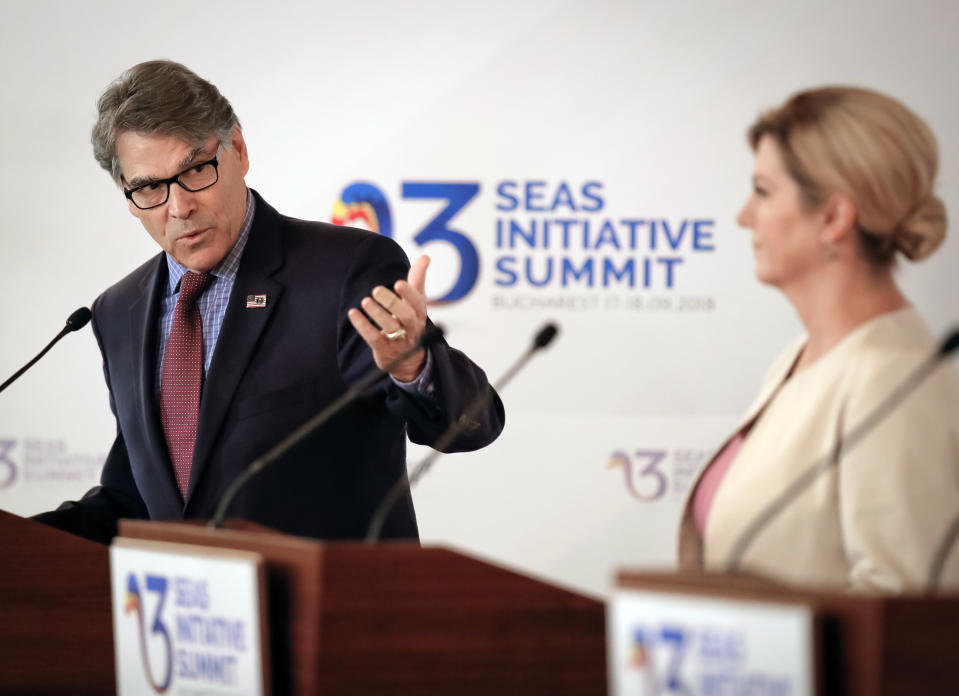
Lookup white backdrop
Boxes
[0,0,956,597]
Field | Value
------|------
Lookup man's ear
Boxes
[820,192,857,245]
[230,126,250,177]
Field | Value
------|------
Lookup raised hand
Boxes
[348,255,431,382]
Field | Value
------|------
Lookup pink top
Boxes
[693,433,745,536]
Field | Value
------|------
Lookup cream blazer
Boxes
[678,307,959,593]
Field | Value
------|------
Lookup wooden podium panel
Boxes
[0,509,114,695]
[120,519,607,695]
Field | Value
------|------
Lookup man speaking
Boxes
[34,60,504,544]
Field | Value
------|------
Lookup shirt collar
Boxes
[165,189,256,294]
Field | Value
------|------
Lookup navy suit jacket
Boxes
[35,191,504,543]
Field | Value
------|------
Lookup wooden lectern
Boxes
[0,510,607,694]
[120,519,607,694]
[615,570,959,696]
[8,505,956,695]
[0,509,113,694]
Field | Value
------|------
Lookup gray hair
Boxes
[91,60,240,184]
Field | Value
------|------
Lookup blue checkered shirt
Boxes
[156,191,256,393]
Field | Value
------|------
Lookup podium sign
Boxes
[110,538,269,696]
[607,589,814,696]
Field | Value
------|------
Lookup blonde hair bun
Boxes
[897,194,947,261]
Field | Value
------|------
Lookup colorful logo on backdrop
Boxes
[333,181,480,303]
[608,448,708,502]
[332,182,394,237]
[331,180,717,310]
[0,440,15,488]
[0,438,103,490]
[124,572,248,692]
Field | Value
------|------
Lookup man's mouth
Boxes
[177,227,209,243]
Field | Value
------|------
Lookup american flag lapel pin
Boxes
[246,294,267,309]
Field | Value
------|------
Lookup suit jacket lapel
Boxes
[129,256,184,511]
[676,338,805,568]
[187,195,286,501]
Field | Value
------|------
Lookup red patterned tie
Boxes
[161,271,212,499]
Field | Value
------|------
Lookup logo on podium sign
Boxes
[608,589,814,696]
[110,539,268,695]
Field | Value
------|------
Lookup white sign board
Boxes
[110,538,268,696]
[608,588,814,696]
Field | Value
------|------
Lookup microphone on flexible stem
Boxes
[724,327,959,575]
[0,307,92,395]
[928,515,959,592]
[365,322,560,543]
[209,324,445,530]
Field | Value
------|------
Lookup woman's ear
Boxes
[820,192,857,245]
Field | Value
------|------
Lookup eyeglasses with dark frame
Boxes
[123,144,224,210]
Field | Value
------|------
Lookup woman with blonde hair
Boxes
[678,87,959,593]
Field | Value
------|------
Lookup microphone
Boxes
[0,307,92,395]
[209,324,444,530]
[938,330,959,358]
[365,322,559,543]
[724,328,959,574]
[928,514,959,592]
